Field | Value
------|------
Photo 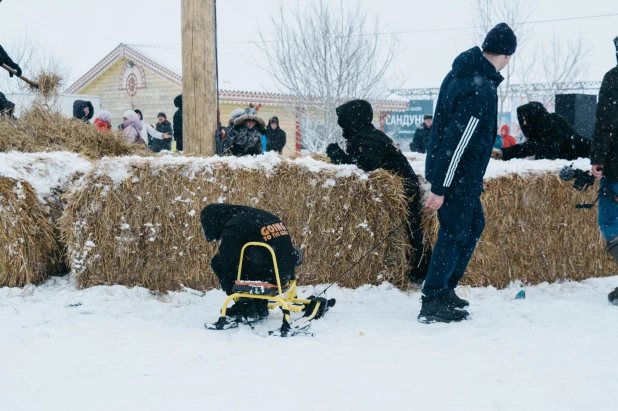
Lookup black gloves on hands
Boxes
[326,143,345,163]
[0,46,21,77]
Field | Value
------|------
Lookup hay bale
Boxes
[59,154,410,292]
[422,173,612,288]
[0,177,62,287]
[0,105,147,159]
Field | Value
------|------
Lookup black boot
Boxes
[418,295,469,324]
[254,299,270,319]
[443,289,469,308]
[225,298,258,321]
[609,287,618,306]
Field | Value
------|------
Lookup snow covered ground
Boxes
[2,277,618,411]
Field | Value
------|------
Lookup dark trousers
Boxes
[422,194,485,297]
[151,138,172,153]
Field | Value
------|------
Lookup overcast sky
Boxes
[0,0,616,94]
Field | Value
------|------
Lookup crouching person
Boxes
[326,99,430,283]
[200,204,302,320]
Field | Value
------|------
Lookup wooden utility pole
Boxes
[181,0,217,156]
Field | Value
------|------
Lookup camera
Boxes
[559,165,596,191]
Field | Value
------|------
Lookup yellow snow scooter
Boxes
[204,242,336,337]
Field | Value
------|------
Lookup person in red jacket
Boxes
[93,110,112,132]
[500,124,516,148]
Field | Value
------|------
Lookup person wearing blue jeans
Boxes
[421,23,516,323]
[591,37,618,305]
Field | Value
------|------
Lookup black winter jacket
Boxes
[72,100,94,122]
[327,100,421,199]
[225,125,264,156]
[591,66,618,180]
[426,47,503,197]
[502,102,591,161]
[155,120,173,136]
[200,204,298,292]
[173,94,183,151]
[265,116,286,153]
[411,124,431,153]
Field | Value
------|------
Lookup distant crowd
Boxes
[71,95,287,156]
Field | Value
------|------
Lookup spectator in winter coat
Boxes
[200,204,302,320]
[223,108,265,156]
[410,115,432,153]
[500,124,516,148]
[216,108,244,155]
[326,99,430,283]
[93,110,112,132]
[422,23,516,324]
[122,110,144,145]
[265,116,287,153]
[173,95,183,151]
[73,100,94,123]
[0,45,22,78]
[134,109,171,147]
[590,36,618,306]
[152,112,173,152]
[495,102,591,161]
[0,92,12,117]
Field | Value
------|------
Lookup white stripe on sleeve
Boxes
[443,116,479,188]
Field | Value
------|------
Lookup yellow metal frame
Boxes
[220,242,312,323]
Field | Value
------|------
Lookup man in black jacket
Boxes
[591,36,618,306]
[326,99,430,283]
[200,204,301,319]
[496,102,590,161]
[410,115,432,153]
[265,116,287,153]
[72,100,94,123]
[422,23,516,323]
[173,95,183,151]
[0,45,22,78]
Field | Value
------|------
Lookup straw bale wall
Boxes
[0,177,62,287]
[422,173,614,288]
[59,156,411,292]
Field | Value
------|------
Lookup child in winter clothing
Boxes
[200,204,302,319]
[93,111,112,132]
[265,116,287,153]
[223,108,266,156]
[122,110,144,145]
[500,124,516,148]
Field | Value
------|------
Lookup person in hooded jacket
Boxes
[200,204,302,319]
[122,110,144,145]
[152,112,173,152]
[173,95,183,151]
[93,110,112,131]
[495,102,591,161]
[265,116,287,153]
[410,115,432,153]
[73,100,94,123]
[422,23,516,324]
[591,36,618,306]
[216,108,244,155]
[224,108,266,156]
[500,124,516,149]
[326,99,430,284]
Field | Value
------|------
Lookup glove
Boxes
[491,149,503,160]
[326,143,344,161]
[6,62,21,77]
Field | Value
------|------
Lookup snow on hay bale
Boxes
[0,105,147,159]
[0,152,93,287]
[420,157,614,288]
[59,153,410,292]
[0,177,62,287]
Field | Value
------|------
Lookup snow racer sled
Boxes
[205,242,336,337]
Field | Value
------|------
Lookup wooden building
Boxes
[66,43,407,155]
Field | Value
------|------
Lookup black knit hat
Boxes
[482,23,517,56]
[423,115,433,120]
[157,112,167,119]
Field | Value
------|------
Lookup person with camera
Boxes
[591,36,618,306]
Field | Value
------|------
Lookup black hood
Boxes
[73,100,94,121]
[268,116,279,129]
[0,92,10,114]
[451,47,504,84]
[336,99,374,139]
[517,102,548,138]
[174,94,182,109]
[200,204,243,242]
